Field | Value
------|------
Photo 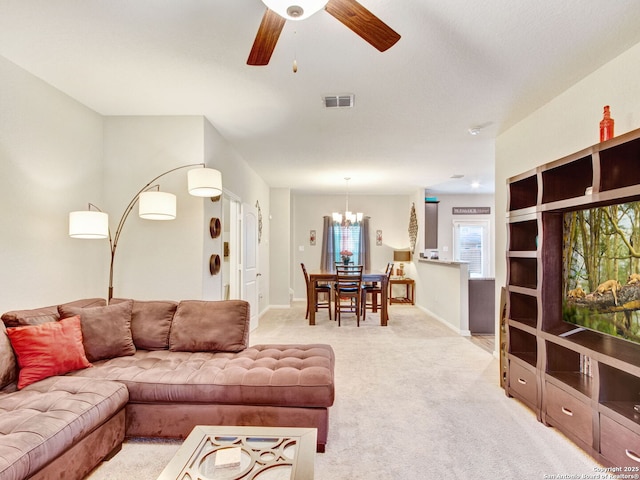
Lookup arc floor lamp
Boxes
[68,163,222,300]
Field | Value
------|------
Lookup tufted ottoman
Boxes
[0,376,128,480]
[69,343,335,452]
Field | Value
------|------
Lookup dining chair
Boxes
[361,262,393,321]
[334,264,364,326]
[301,263,332,320]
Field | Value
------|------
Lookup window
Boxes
[453,220,490,278]
[333,224,361,264]
[321,216,369,271]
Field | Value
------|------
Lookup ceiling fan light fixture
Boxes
[262,0,328,21]
[287,5,303,17]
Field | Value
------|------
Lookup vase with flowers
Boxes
[340,249,353,265]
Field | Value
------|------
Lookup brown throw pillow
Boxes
[1,298,106,328]
[0,323,18,389]
[169,300,250,353]
[59,300,135,362]
[110,298,177,350]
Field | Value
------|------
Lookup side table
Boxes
[389,277,415,304]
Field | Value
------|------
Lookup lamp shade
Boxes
[261,0,328,20]
[69,211,109,239]
[187,168,222,197]
[139,191,176,220]
[393,250,412,262]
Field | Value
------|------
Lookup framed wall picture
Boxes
[310,230,316,246]
[376,230,382,246]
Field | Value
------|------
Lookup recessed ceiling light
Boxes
[471,181,480,188]
[468,127,481,136]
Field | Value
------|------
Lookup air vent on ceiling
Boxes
[323,94,354,109]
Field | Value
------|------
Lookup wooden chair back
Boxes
[335,265,363,288]
[334,265,363,326]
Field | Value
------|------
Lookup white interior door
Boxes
[242,202,259,330]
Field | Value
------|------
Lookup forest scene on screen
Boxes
[563,201,640,343]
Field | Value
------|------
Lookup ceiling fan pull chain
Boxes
[292,30,298,73]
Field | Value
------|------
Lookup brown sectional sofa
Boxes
[0,298,335,480]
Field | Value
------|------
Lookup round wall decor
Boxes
[209,217,221,239]
[209,254,221,275]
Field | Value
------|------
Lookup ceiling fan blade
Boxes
[325,0,400,52]
[247,9,286,66]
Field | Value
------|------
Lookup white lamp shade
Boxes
[188,168,222,197]
[139,191,176,220]
[69,211,109,239]
[332,212,342,223]
[261,0,328,20]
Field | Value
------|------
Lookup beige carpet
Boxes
[87,303,597,480]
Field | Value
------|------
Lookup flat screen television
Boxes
[563,200,640,344]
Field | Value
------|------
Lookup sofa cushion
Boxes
[110,298,176,350]
[6,316,92,389]
[59,300,135,362]
[169,300,249,353]
[1,298,105,328]
[0,376,128,480]
[69,344,335,408]
[0,323,17,390]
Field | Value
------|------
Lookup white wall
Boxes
[270,188,291,307]
[0,54,272,311]
[495,41,640,334]
[0,56,105,309]
[103,116,207,301]
[202,120,271,314]
[291,193,412,299]
[415,260,470,335]
[102,116,271,309]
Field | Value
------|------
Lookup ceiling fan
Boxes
[247,0,401,66]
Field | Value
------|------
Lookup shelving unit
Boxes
[506,127,640,466]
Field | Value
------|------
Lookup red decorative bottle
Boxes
[600,105,614,142]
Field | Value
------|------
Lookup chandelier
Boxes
[332,177,363,226]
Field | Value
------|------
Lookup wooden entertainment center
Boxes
[506,127,640,467]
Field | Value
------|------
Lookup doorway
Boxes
[223,194,241,301]
[222,194,259,330]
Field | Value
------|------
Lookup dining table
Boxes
[307,268,390,326]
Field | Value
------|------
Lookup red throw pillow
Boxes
[7,315,92,389]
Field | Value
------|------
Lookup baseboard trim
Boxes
[261,305,291,313]
[416,305,471,336]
